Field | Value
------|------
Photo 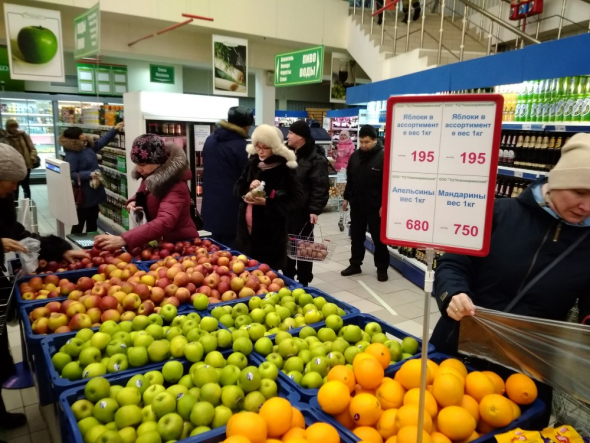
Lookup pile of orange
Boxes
[317,350,539,443]
[225,397,342,443]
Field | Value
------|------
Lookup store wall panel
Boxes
[448,50,523,91]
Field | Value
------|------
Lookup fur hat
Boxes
[246,124,298,169]
[131,134,169,164]
[228,106,254,127]
[0,143,27,181]
[549,133,590,191]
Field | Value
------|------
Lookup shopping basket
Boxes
[552,389,590,434]
[287,224,335,262]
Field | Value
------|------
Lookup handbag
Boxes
[190,200,204,230]
[72,173,85,206]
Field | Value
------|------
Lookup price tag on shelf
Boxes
[193,125,210,152]
[381,95,503,256]
[514,170,523,178]
[523,123,532,130]
[555,125,566,132]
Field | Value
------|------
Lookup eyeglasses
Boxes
[255,144,271,151]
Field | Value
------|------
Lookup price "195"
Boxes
[411,151,434,162]
[460,152,486,164]
[454,224,479,236]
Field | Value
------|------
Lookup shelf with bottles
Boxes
[98,213,127,235]
[495,175,533,199]
[100,167,128,199]
[331,116,359,131]
[99,195,129,231]
[99,149,126,173]
[58,102,124,126]
[0,99,54,135]
[146,120,188,150]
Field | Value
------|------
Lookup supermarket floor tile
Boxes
[2,389,23,412]
[328,290,364,304]
[20,388,38,408]
[0,407,28,441]
[24,405,46,432]
[347,299,384,313]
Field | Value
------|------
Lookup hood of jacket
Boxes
[59,134,95,152]
[131,143,189,199]
[216,120,249,141]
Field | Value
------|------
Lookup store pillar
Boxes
[255,70,275,125]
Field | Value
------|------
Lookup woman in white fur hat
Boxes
[234,124,304,270]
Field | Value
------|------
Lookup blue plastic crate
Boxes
[255,312,435,400]
[309,352,546,443]
[58,351,300,443]
[133,237,231,267]
[15,269,102,305]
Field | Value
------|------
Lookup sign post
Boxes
[74,3,100,59]
[274,46,324,87]
[381,94,503,443]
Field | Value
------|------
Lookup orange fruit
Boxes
[455,431,480,443]
[426,360,440,377]
[353,353,379,368]
[505,374,538,405]
[305,423,340,443]
[328,366,356,393]
[385,438,397,443]
[282,428,306,442]
[335,404,356,430]
[478,394,513,428]
[376,379,406,410]
[349,393,383,426]
[430,432,452,443]
[460,395,480,424]
[284,439,307,443]
[395,360,433,390]
[318,381,351,414]
[482,371,505,395]
[376,409,398,439]
[394,405,433,433]
[507,399,521,420]
[354,384,376,397]
[432,373,464,407]
[290,407,305,429]
[354,357,385,390]
[226,437,252,443]
[465,372,496,403]
[396,426,432,443]
[403,388,438,418]
[439,359,468,379]
[435,367,465,387]
[259,398,293,438]
[266,440,282,443]
[365,344,391,369]
[227,412,268,443]
[437,406,476,441]
[476,419,497,434]
[354,426,384,443]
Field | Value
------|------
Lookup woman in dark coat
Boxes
[60,122,124,234]
[95,134,198,253]
[0,143,87,435]
[235,125,303,270]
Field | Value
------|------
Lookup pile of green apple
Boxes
[210,287,348,336]
[51,306,232,381]
[255,321,420,390]
[70,352,282,442]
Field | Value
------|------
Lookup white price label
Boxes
[194,125,210,152]
[555,125,566,132]
[383,96,501,255]
[523,124,532,130]
[514,170,523,178]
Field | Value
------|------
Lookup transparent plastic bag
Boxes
[458,307,590,404]
[16,238,41,276]
[244,181,267,201]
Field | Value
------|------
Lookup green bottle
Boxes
[526,81,538,122]
[573,76,588,122]
[563,77,579,122]
[553,77,568,123]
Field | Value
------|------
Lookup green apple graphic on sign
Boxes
[17,26,58,64]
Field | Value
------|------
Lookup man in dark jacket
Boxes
[283,121,329,286]
[341,125,389,281]
[202,106,253,249]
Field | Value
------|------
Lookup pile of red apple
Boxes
[88,248,134,267]
[30,257,92,274]
[130,238,222,262]
[146,251,288,304]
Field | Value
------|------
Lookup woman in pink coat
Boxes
[334,130,355,171]
[95,134,198,252]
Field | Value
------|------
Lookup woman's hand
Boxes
[63,249,90,263]
[2,238,27,253]
[94,235,127,250]
[342,200,349,211]
[250,180,261,190]
[127,201,139,212]
[244,195,266,206]
[447,293,476,321]
[115,122,125,131]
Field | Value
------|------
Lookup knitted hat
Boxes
[549,133,590,191]
[130,134,169,164]
[289,120,311,140]
[359,124,378,139]
[228,106,254,127]
[246,124,298,169]
[0,143,27,181]
[5,119,18,129]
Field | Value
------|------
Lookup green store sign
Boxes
[150,64,175,84]
[274,45,324,87]
[0,47,24,92]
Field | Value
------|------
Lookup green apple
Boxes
[232,329,249,342]
[119,322,133,334]
[137,421,158,435]
[278,339,299,359]
[322,303,339,317]
[261,303,276,313]
[371,333,387,344]
[114,404,142,429]
[147,313,163,326]
[157,412,183,441]
[248,296,262,310]
[141,404,157,423]
[249,308,265,324]
[211,307,226,320]
[51,352,72,373]
[342,325,363,343]
[356,341,370,352]
[274,306,290,321]
[133,332,154,348]
[95,430,122,443]
[184,342,205,363]
[234,315,252,329]
[112,331,133,348]
[151,392,176,418]
[171,315,186,328]
[325,315,344,332]
[179,374,194,389]
[312,296,327,310]
[361,332,371,343]
[327,351,346,367]
[284,356,304,374]
[17,26,58,64]
[280,318,297,331]
[126,374,148,395]
[324,341,333,352]
[135,431,161,443]
[331,338,349,354]
[287,371,303,386]
[186,328,207,343]
[104,422,118,431]
[259,378,278,399]
[402,352,413,360]
[247,323,266,341]
[147,340,170,362]
[116,387,142,406]
[76,329,95,343]
[232,337,252,356]
[310,356,330,377]
[301,371,323,389]
[203,351,225,369]
[232,303,249,318]
[106,340,128,357]
[84,425,108,443]
[193,294,209,310]
[238,366,260,393]
[200,317,219,332]
[365,321,383,336]
[266,353,283,370]
[84,376,110,403]
[72,399,94,421]
[216,329,232,348]
[107,356,129,375]
[190,425,211,436]
[144,324,163,340]
[298,349,312,364]
[254,337,273,356]
[304,310,322,325]
[200,382,222,406]
[162,361,184,384]
[401,337,419,355]
[258,361,279,380]
[318,327,337,342]
[132,315,151,331]
[78,416,100,437]
[167,384,188,401]
[188,387,201,400]
[143,371,163,387]
[265,312,280,328]
[211,405,233,428]
[191,365,219,388]
[83,362,107,378]
[169,335,189,359]
[64,338,84,359]
[160,304,177,323]
[278,287,292,298]
[275,331,292,344]
[219,365,240,386]
[344,346,361,364]
[305,336,320,345]
[283,301,297,316]
[181,320,199,336]
[176,393,197,421]
[143,384,166,405]
[310,344,327,357]
[219,314,235,328]
[93,397,119,423]
[384,340,402,362]
[225,353,246,371]
[297,292,312,307]
[186,312,201,323]
[100,321,121,337]
[190,401,215,427]
[118,427,136,443]
[199,335,218,354]
[220,385,245,411]
[240,391,264,413]
[127,346,149,368]
[110,385,123,400]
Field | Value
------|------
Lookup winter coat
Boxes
[431,179,590,356]
[121,144,198,251]
[60,129,118,208]
[234,154,304,270]
[343,141,384,211]
[201,121,249,235]
[0,130,37,169]
[291,138,330,220]
[334,137,355,171]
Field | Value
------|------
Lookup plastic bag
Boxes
[458,307,590,404]
[16,237,41,276]
[129,208,147,230]
[245,181,266,201]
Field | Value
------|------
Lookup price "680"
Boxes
[406,220,429,231]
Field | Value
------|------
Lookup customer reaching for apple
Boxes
[95,134,198,253]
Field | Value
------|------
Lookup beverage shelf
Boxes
[58,123,116,130]
[1,112,52,117]
[104,188,127,202]
[502,122,590,132]
[97,213,125,235]
[497,166,547,180]
[99,164,125,176]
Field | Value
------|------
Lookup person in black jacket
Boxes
[341,125,389,281]
[283,121,329,287]
[433,133,590,427]
[235,125,304,270]
[202,107,253,249]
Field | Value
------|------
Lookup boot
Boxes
[412,2,422,21]
[377,269,389,282]
[401,8,409,23]
[341,265,362,277]
[0,411,27,430]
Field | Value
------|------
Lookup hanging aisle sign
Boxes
[73,3,100,59]
[381,95,503,256]
[274,45,324,87]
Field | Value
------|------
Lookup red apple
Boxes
[120,282,135,294]
[204,273,220,289]
[90,285,107,297]
[32,318,49,334]
[175,288,191,304]
[221,291,237,301]
[46,301,61,313]
[30,307,49,321]
[189,272,205,286]
[86,307,102,324]
[210,289,221,300]
[83,295,102,310]
[60,282,77,296]
[66,302,86,317]
[173,272,189,287]
[120,311,136,321]
[43,274,60,286]
[76,277,94,292]
[164,284,179,298]
[156,278,170,290]
[68,290,83,301]
[272,278,285,288]
[47,312,68,331]
[134,283,150,300]
[100,295,119,311]
[217,281,230,295]
[150,287,165,304]
[122,293,141,311]
[197,285,211,296]
[137,301,155,316]
[101,309,121,322]
[68,313,92,330]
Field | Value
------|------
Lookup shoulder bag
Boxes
[72,173,85,206]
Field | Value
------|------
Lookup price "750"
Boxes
[454,224,479,236]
